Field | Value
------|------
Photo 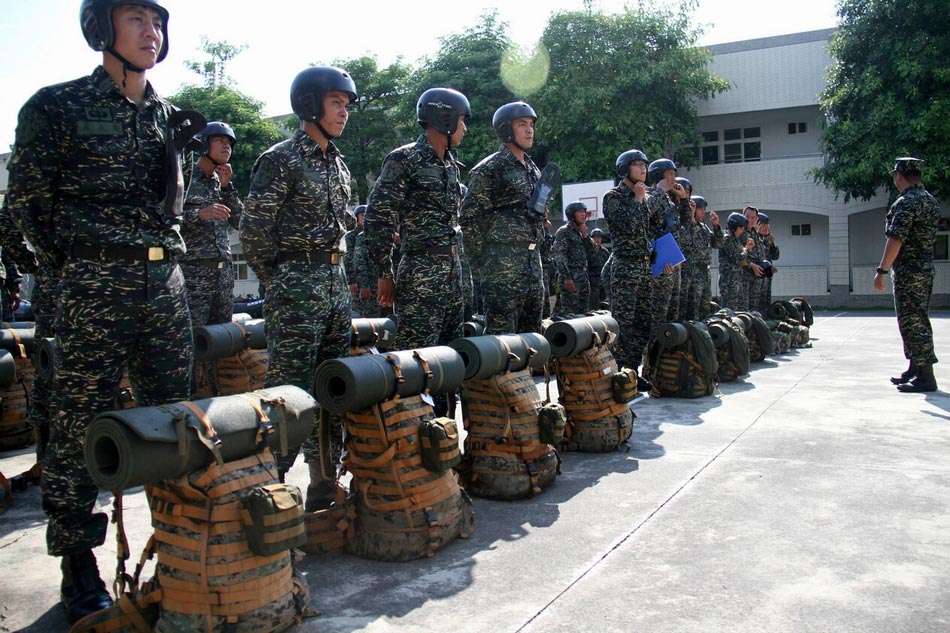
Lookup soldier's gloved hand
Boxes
[565,279,575,292]
[198,203,231,221]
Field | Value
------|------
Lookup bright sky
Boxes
[0,0,838,151]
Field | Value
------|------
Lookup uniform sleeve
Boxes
[364,153,405,279]
[7,95,63,270]
[768,241,779,260]
[458,166,495,266]
[552,228,571,279]
[241,153,288,285]
[709,225,724,249]
[885,198,912,242]
[181,168,209,224]
[0,198,38,274]
[223,184,244,232]
[719,238,744,265]
[353,232,371,289]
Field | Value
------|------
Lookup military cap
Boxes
[892,157,923,175]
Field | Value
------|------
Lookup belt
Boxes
[406,245,458,256]
[183,258,229,269]
[278,251,341,265]
[70,244,171,262]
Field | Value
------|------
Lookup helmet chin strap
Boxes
[106,48,146,88]
[315,120,336,141]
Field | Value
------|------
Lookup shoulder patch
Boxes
[15,106,49,147]
[252,156,277,189]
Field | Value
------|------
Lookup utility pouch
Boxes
[241,483,306,556]
[611,368,638,403]
[418,417,461,474]
[537,402,567,446]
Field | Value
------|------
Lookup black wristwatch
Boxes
[876,267,889,275]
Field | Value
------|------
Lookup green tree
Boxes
[815,0,950,201]
[185,37,248,90]
[534,4,727,184]
[168,85,283,196]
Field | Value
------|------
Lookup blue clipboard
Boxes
[651,232,686,277]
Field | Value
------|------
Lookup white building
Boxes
[563,29,950,308]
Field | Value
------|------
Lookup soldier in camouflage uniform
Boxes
[671,177,697,322]
[587,228,610,310]
[603,149,656,387]
[683,195,722,320]
[719,213,754,310]
[460,101,546,334]
[645,159,689,332]
[874,157,940,392]
[540,222,556,319]
[366,87,470,414]
[753,211,779,313]
[348,206,387,318]
[742,206,768,313]
[552,201,596,316]
[241,66,357,507]
[181,121,243,327]
[7,0,192,621]
[0,248,26,322]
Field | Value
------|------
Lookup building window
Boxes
[791,224,812,237]
[232,253,250,280]
[698,126,761,164]
[788,122,807,134]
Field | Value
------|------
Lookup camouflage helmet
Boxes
[290,66,358,123]
[690,195,708,208]
[648,158,677,186]
[565,200,588,221]
[726,212,748,231]
[615,149,649,179]
[200,121,236,155]
[81,0,170,65]
[590,228,606,238]
[417,88,471,134]
[675,177,693,194]
[757,212,770,224]
[492,101,537,144]
[892,156,923,176]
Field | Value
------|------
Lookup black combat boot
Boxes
[634,366,652,392]
[61,550,114,623]
[304,462,334,512]
[897,364,937,393]
[890,360,916,385]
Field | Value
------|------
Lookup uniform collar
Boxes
[416,134,458,165]
[293,128,340,161]
[90,65,159,107]
[498,144,533,168]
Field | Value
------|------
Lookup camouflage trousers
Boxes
[264,261,350,465]
[610,255,653,370]
[893,267,938,366]
[541,264,555,320]
[554,273,590,317]
[0,284,13,322]
[666,266,682,323]
[699,264,713,317]
[181,261,235,327]
[43,258,193,556]
[588,278,606,311]
[679,263,706,322]
[478,248,543,335]
[719,268,748,311]
[650,267,679,338]
[600,255,614,307]
[29,269,60,461]
[748,274,770,314]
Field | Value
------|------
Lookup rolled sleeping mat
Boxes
[194,319,266,361]
[0,327,34,357]
[313,346,465,414]
[231,313,253,322]
[233,299,264,319]
[718,307,737,318]
[85,385,315,492]
[13,300,33,321]
[544,314,620,358]
[767,302,788,320]
[36,337,56,381]
[656,322,688,348]
[461,319,485,338]
[734,313,753,332]
[0,349,15,389]
[706,319,732,348]
[0,321,35,330]
[351,317,397,351]
[450,333,552,381]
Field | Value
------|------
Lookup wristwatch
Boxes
[876,267,889,275]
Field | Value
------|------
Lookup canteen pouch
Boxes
[611,368,638,403]
[538,402,567,446]
[241,483,306,556]
[418,417,461,474]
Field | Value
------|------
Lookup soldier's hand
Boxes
[565,279,575,292]
[578,223,589,238]
[746,237,755,250]
[751,263,764,278]
[360,287,372,300]
[349,283,359,298]
[663,263,674,275]
[710,211,719,226]
[377,277,396,307]
[10,291,19,311]
[215,164,233,188]
[633,182,647,202]
[873,272,886,292]
[198,203,231,221]
[670,183,687,200]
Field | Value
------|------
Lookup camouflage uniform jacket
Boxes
[241,129,351,285]
[343,228,359,282]
[351,231,373,289]
[603,184,654,260]
[7,66,184,270]
[644,189,689,241]
[719,233,748,281]
[588,244,610,284]
[885,184,939,272]
[365,135,462,278]
[459,145,543,265]
[0,197,39,285]
[553,223,596,280]
[690,222,724,268]
[180,162,243,262]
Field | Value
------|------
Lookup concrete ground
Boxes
[1,311,948,633]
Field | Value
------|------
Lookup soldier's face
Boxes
[743,208,758,228]
[663,169,676,186]
[694,205,706,222]
[511,117,535,149]
[111,5,163,70]
[573,210,587,225]
[356,213,364,229]
[208,136,233,164]
[628,160,647,182]
[593,236,603,246]
[450,115,468,148]
[320,91,351,138]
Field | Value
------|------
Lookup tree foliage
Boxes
[816,0,950,201]
[534,5,727,185]
[168,85,283,196]
[185,37,248,90]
